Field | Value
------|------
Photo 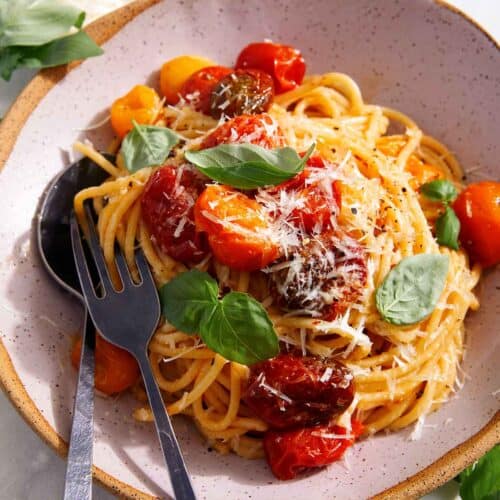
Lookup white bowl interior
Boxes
[0,1,498,498]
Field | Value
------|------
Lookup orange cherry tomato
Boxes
[180,66,232,114]
[453,181,500,267]
[110,85,160,139]
[71,334,140,395]
[194,184,280,271]
[235,41,306,94]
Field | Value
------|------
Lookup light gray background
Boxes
[0,1,497,498]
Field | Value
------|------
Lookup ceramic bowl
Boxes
[0,0,498,498]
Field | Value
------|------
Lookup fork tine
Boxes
[135,249,154,285]
[83,201,113,293]
[114,245,132,287]
[70,213,98,302]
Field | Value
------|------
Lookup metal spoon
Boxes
[37,157,108,500]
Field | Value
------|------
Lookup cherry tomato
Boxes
[453,181,500,267]
[71,335,139,395]
[194,184,280,271]
[263,419,363,480]
[244,352,354,430]
[110,85,160,139]
[269,230,367,319]
[180,66,232,114]
[235,41,306,94]
[141,165,208,263]
[200,113,285,150]
[160,55,215,104]
[210,69,274,119]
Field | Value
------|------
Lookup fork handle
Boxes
[63,310,95,500]
[137,353,197,500]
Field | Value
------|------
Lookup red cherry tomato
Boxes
[453,181,500,267]
[194,184,280,271]
[141,165,208,263]
[180,65,232,115]
[71,335,139,395]
[244,352,354,430]
[235,41,306,94]
[200,113,285,150]
[264,419,364,480]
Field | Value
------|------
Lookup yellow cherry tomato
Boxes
[159,55,215,104]
[110,85,160,138]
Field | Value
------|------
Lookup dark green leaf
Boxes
[421,179,458,203]
[200,292,279,365]
[0,46,22,81]
[159,270,218,334]
[121,121,180,173]
[375,254,449,325]
[458,446,500,500]
[435,206,460,250]
[0,0,85,48]
[185,142,315,189]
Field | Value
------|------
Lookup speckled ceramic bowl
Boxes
[0,1,498,498]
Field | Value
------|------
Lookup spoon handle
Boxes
[63,310,95,500]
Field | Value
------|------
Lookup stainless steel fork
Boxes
[70,201,196,500]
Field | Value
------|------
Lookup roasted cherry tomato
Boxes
[110,85,160,138]
[180,65,232,114]
[160,55,215,104]
[270,230,367,319]
[141,165,208,263]
[244,352,354,430]
[453,181,500,267]
[210,69,274,119]
[194,184,280,271]
[200,113,285,150]
[235,41,306,94]
[264,419,363,480]
[71,335,139,395]
[376,136,444,190]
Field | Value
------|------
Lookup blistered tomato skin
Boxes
[453,181,500,267]
[210,69,274,119]
[180,66,232,114]
[244,352,355,430]
[235,42,306,94]
[264,419,363,480]
[141,165,208,264]
[200,114,285,150]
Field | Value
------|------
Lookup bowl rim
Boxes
[0,1,498,498]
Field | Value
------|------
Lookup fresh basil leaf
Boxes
[200,292,279,365]
[458,446,500,500]
[421,179,458,203]
[435,206,460,250]
[375,254,449,325]
[0,0,85,48]
[121,122,180,173]
[159,270,218,334]
[0,46,22,81]
[185,142,315,189]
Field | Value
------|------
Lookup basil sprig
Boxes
[121,121,180,173]
[185,142,315,189]
[159,270,279,365]
[0,0,103,81]
[375,254,449,325]
[421,179,461,250]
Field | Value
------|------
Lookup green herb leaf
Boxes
[200,292,279,365]
[159,270,279,365]
[375,254,449,325]
[0,30,103,81]
[435,206,460,250]
[185,142,315,189]
[0,0,85,48]
[121,121,180,173]
[421,179,458,203]
[458,446,500,500]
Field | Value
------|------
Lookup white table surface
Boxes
[0,1,497,499]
